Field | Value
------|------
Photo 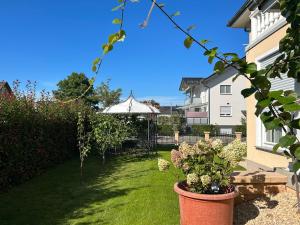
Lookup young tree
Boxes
[94,79,122,108]
[53,72,98,106]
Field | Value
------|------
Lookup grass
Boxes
[0,146,245,225]
[0,148,181,225]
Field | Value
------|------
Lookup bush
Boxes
[158,124,174,136]
[191,125,218,136]
[0,82,91,190]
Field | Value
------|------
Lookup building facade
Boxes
[228,0,294,170]
[179,66,247,134]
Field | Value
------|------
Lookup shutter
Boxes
[259,52,295,91]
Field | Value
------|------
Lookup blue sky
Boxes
[0,0,247,105]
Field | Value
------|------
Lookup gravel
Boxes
[234,192,300,225]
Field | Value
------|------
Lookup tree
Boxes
[95,79,122,108]
[53,72,98,106]
[142,99,160,109]
[91,114,129,163]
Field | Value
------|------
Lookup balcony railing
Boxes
[186,111,208,118]
[250,10,284,43]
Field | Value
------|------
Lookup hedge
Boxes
[0,93,88,190]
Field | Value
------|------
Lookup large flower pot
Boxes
[174,182,238,225]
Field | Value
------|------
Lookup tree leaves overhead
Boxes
[184,37,193,49]
[171,11,180,17]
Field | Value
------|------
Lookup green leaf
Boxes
[171,11,180,17]
[93,58,100,65]
[200,39,208,45]
[112,4,124,11]
[283,103,300,112]
[112,18,122,24]
[102,44,113,54]
[245,63,257,74]
[273,143,281,153]
[92,65,97,72]
[214,61,225,73]
[241,87,256,98]
[292,161,300,172]
[264,118,281,130]
[260,111,272,122]
[290,119,300,129]
[187,24,196,32]
[295,148,300,160]
[279,135,296,147]
[184,37,193,49]
[257,97,272,108]
[268,90,283,98]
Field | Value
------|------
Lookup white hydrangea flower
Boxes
[200,175,212,187]
[179,142,196,158]
[187,173,199,186]
[157,158,170,171]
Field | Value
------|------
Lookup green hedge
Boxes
[0,94,88,190]
[158,124,174,136]
[191,125,218,136]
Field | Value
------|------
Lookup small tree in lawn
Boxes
[77,112,91,181]
[91,114,128,163]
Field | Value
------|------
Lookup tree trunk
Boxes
[102,152,105,164]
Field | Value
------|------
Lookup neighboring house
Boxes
[158,105,183,117]
[0,81,13,97]
[179,65,247,134]
[228,0,295,170]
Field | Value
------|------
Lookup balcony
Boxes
[186,111,208,118]
[249,9,285,45]
[184,97,207,106]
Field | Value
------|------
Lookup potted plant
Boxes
[158,139,246,225]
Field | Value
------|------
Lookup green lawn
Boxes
[0,147,245,225]
[0,148,182,225]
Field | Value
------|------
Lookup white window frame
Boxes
[255,47,284,150]
[220,106,232,117]
[220,85,232,95]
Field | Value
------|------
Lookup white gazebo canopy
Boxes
[102,93,160,149]
[102,94,160,114]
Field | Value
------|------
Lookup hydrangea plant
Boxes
[158,139,246,194]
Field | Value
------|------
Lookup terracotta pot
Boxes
[174,182,238,225]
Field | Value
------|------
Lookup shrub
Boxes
[159,139,247,194]
[191,125,218,136]
[0,81,91,190]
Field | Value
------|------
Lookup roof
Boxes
[0,81,13,94]
[227,0,253,27]
[179,77,204,91]
[102,94,160,114]
[227,0,276,28]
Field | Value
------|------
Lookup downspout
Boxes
[203,83,210,125]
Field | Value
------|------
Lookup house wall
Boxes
[207,66,247,127]
[246,24,292,169]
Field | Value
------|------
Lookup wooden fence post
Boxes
[174,131,179,145]
[204,131,210,141]
[235,132,242,141]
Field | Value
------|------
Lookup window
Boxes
[194,108,200,112]
[220,106,232,117]
[220,128,232,134]
[265,128,282,144]
[220,85,231,94]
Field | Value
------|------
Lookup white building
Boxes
[179,66,247,134]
